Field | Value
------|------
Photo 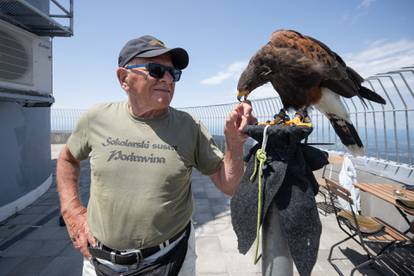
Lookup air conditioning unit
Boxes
[0,19,52,96]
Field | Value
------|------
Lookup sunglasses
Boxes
[125,63,182,82]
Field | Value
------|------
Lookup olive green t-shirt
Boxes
[67,102,223,250]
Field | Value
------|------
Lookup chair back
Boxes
[325,178,354,206]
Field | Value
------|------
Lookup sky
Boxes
[52,0,414,109]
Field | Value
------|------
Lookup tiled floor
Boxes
[0,145,412,275]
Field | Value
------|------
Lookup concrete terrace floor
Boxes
[0,145,412,276]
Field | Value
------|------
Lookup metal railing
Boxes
[49,0,74,35]
[51,66,414,166]
[0,0,74,36]
[180,66,414,166]
[51,108,86,132]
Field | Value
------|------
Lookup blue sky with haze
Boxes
[52,0,414,108]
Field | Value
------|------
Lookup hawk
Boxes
[237,29,386,155]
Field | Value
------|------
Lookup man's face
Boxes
[121,54,176,111]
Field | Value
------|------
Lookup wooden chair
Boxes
[316,164,340,216]
[325,178,410,275]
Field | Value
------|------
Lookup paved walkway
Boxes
[0,145,411,275]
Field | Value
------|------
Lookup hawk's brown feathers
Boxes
[237,29,386,155]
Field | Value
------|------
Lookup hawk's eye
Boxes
[260,65,272,77]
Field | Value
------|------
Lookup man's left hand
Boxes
[210,101,256,196]
[224,100,256,145]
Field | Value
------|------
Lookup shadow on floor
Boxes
[336,243,414,276]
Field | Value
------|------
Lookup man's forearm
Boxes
[211,138,245,196]
[56,146,95,255]
[210,101,254,196]
[223,138,245,195]
[56,147,83,216]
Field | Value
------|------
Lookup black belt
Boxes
[89,223,190,266]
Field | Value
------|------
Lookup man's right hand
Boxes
[62,205,96,258]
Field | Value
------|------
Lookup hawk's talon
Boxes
[256,109,312,127]
[284,116,312,127]
[257,118,282,125]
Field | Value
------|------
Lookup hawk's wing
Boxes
[269,30,362,98]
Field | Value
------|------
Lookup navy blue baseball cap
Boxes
[118,35,189,69]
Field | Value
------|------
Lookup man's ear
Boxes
[117,68,129,90]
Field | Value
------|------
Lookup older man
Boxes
[56,35,254,276]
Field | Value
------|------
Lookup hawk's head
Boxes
[237,57,273,101]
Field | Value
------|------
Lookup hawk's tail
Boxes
[327,114,364,156]
[315,88,365,156]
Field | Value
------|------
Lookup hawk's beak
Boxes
[237,90,249,102]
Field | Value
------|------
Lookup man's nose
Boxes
[160,70,174,83]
